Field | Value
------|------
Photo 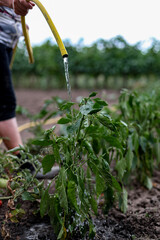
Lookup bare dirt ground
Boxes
[1,88,120,150]
[15,88,120,144]
[0,89,160,239]
[15,88,119,116]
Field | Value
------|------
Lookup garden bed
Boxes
[1,88,160,239]
[0,170,160,239]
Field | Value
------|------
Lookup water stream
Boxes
[63,57,72,102]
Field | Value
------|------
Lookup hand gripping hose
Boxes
[21,0,68,63]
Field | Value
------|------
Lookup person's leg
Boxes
[0,117,22,153]
[0,43,22,154]
[0,44,59,178]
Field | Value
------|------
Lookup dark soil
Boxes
[0,89,160,239]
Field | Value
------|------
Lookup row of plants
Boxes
[12,36,160,89]
[0,87,160,239]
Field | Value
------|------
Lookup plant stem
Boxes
[0,196,13,200]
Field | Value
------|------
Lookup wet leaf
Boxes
[111,176,121,192]
[67,181,79,212]
[144,176,153,190]
[57,168,68,213]
[89,92,97,97]
[125,148,134,171]
[32,139,53,146]
[40,188,50,217]
[119,187,128,213]
[42,154,55,174]
[89,195,98,215]
[58,117,71,124]
[116,158,126,180]
[22,192,35,201]
[104,135,123,149]
[96,171,105,197]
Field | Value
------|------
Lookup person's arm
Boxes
[0,0,34,16]
[0,0,13,8]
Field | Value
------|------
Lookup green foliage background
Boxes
[12,35,160,89]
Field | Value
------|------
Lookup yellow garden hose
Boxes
[17,116,61,132]
[21,0,68,63]
[21,16,34,63]
[0,117,61,145]
[9,42,18,69]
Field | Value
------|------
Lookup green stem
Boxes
[76,115,84,141]
[0,196,13,200]
[13,164,42,200]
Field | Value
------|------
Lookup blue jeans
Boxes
[0,43,16,121]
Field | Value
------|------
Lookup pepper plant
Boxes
[118,89,160,189]
[30,92,129,239]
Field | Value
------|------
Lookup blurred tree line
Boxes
[12,35,160,89]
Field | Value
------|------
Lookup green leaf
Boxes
[40,188,50,217]
[144,176,153,190]
[80,99,102,115]
[86,167,92,192]
[116,158,126,180]
[10,208,25,222]
[139,136,147,152]
[56,168,68,213]
[11,208,25,216]
[96,114,117,131]
[88,159,97,175]
[120,120,128,127]
[104,187,114,213]
[67,169,78,184]
[42,154,55,174]
[93,98,108,107]
[104,135,122,149]
[83,141,99,165]
[32,139,53,146]
[58,183,68,213]
[60,102,74,110]
[89,92,97,97]
[102,158,110,171]
[67,181,79,212]
[22,191,35,201]
[111,176,121,192]
[92,138,100,154]
[77,168,85,194]
[89,195,98,215]
[125,148,134,171]
[89,220,96,239]
[52,137,61,162]
[96,171,105,197]
[80,100,94,115]
[57,224,65,240]
[102,168,112,187]
[58,117,71,124]
[67,117,82,134]
[119,187,128,213]
[49,195,63,228]
[129,132,139,154]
